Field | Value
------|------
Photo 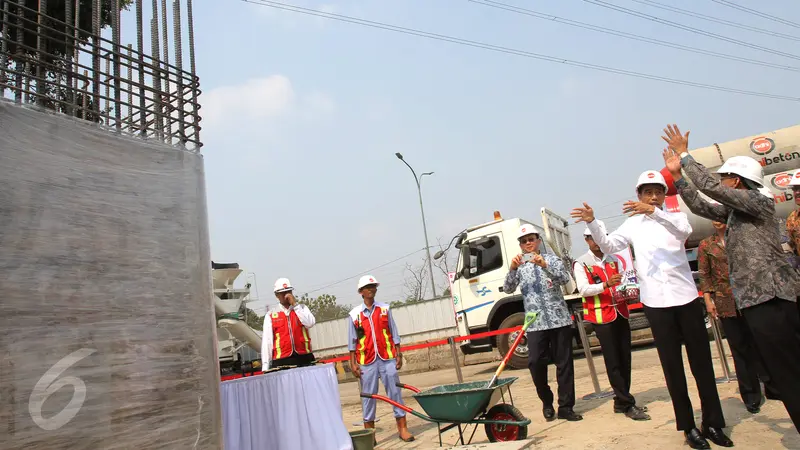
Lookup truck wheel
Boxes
[497,313,529,370]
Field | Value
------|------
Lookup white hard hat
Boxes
[273,278,293,293]
[584,219,607,236]
[716,156,764,188]
[518,224,539,239]
[635,170,668,193]
[357,275,380,292]
[788,170,800,187]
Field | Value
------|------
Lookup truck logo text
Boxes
[750,136,776,155]
[759,150,800,168]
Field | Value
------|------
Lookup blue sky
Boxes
[145,0,798,314]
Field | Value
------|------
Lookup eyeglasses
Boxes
[519,236,539,244]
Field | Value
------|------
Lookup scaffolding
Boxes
[0,0,202,151]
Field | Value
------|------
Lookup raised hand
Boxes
[662,147,682,179]
[570,202,595,224]
[661,123,690,154]
[622,200,655,217]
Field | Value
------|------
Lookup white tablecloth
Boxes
[220,364,354,450]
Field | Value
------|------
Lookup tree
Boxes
[1,0,132,116]
[298,293,351,322]
[243,307,264,331]
[401,237,458,301]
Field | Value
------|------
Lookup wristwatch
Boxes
[680,152,689,159]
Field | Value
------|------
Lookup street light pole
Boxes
[395,153,438,299]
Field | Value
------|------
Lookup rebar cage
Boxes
[0,0,202,151]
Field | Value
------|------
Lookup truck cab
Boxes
[448,209,649,369]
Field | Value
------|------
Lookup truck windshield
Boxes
[460,236,503,278]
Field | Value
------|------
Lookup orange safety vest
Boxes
[271,309,312,360]
[580,260,630,325]
[351,303,397,366]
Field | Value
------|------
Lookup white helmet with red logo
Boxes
[273,277,293,293]
[635,170,668,193]
[584,219,607,236]
[518,224,539,240]
[716,156,764,188]
[357,275,380,292]
[788,170,800,187]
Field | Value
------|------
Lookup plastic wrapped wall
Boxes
[0,102,223,449]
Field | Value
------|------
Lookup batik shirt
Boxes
[786,209,800,257]
[676,154,799,310]
[697,234,736,318]
[503,253,573,332]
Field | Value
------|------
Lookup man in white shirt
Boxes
[260,278,316,370]
[571,171,733,450]
[573,220,650,421]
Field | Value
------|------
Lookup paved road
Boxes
[340,342,800,449]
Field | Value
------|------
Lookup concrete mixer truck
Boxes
[657,124,800,267]
[440,124,800,370]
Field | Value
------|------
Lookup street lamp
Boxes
[395,152,438,298]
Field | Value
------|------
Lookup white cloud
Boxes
[200,75,335,138]
[201,75,295,130]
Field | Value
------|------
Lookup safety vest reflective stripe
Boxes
[302,328,310,353]
[275,334,281,359]
[593,295,603,324]
[358,335,367,365]
[383,329,394,359]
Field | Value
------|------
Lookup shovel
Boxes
[486,311,538,389]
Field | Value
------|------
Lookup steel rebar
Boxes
[150,16,163,141]
[172,0,184,145]
[159,0,170,140]
[113,0,121,131]
[104,53,111,123]
[14,0,23,102]
[186,0,198,142]
[72,0,80,113]
[35,0,45,106]
[64,0,73,116]
[136,0,145,135]
[91,0,100,118]
[126,44,133,131]
[1,0,10,92]
[81,69,88,119]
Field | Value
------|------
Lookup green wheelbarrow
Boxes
[360,377,530,447]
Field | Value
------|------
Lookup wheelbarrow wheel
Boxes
[484,403,528,442]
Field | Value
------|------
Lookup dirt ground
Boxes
[338,342,800,449]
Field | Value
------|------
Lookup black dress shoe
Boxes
[702,426,734,447]
[557,409,583,421]
[543,405,555,421]
[684,428,711,450]
[615,404,648,413]
[624,405,651,421]
[745,402,761,414]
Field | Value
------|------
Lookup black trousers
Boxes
[594,317,635,410]
[643,299,725,431]
[720,313,779,406]
[740,298,800,433]
[271,352,315,369]
[527,325,576,413]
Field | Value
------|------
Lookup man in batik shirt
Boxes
[503,224,582,422]
[698,221,779,413]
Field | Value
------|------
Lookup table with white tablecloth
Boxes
[220,364,354,450]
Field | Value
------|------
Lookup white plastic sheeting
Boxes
[220,364,353,450]
[0,103,222,449]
